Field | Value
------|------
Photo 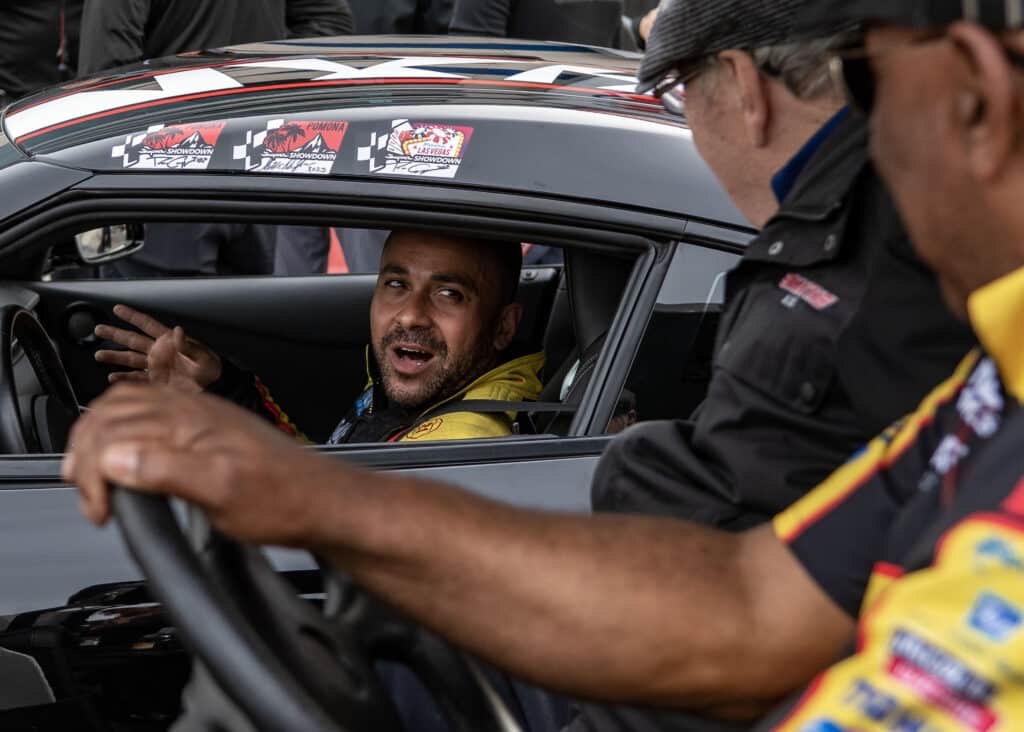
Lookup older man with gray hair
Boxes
[591,0,974,531]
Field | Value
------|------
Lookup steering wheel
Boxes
[0,306,80,453]
[111,489,520,732]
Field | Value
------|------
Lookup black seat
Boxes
[534,247,633,433]
[510,265,562,355]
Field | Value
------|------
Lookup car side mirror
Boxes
[74,224,144,265]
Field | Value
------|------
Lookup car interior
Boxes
[0,217,734,456]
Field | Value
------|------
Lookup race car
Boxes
[0,36,752,730]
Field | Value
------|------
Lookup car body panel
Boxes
[0,447,602,617]
[0,162,91,224]
[2,37,747,227]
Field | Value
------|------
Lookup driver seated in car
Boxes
[92,229,547,444]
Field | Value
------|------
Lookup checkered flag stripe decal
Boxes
[111,123,166,166]
[357,119,406,172]
[232,119,282,170]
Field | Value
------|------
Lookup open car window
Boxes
[0,212,742,453]
[5,216,687,453]
[618,241,741,426]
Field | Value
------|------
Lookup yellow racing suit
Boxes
[761,265,1024,731]
[213,350,545,444]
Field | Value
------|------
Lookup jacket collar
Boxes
[770,108,850,204]
[413,351,545,421]
[745,110,869,268]
[968,266,1024,402]
[361,346,545,417]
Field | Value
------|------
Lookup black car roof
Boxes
[0,37,746,227]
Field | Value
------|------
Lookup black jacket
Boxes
[347,0,452,34]
[78,0,354,76]
[0,1,82,101]
[450,0,624,47]
[590,112,977,531]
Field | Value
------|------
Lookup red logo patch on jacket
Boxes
[779,273,839,311]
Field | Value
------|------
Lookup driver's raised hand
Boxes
[64,384,340,545]
[94,305,222,392]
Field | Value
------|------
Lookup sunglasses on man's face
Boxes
[832,34,1024,115]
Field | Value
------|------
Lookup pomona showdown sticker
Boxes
[233,119,348,175]
[112,122,226,170]
[358,120,474,179]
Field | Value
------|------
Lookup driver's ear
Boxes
[493,303,522,351]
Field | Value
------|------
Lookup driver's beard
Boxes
[377,330,498,412]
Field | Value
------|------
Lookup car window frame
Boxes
[0,176,686,474]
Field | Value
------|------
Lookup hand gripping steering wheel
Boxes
[0,306,80,453]
[112,489,521,732]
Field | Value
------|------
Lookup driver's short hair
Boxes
[383,229,523,307]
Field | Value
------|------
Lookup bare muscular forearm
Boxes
[303,465,853,709]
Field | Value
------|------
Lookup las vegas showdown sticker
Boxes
[358,120,474,179]
[233,119,348,175]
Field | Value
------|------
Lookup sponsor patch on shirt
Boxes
[778,273,839,311]
[355,388,373,418]
[927,434,970,478]
[328,419,353,445]
[967,592,1022,643]
[233,119,347,175]
[974,536,1024,574]
[405,417,445,440]
[957,358,1004,438]
[797,720,845,732]
[887,629,996,731]
[358,120,473,179]
[843,678,937,731]
[919,358,1004,494]
[112,121,226,170]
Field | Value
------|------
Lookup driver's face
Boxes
[370,232,502,410]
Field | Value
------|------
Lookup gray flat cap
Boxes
[638,0,850,91]
[801,0,1024,32]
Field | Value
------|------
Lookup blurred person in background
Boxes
[346,0,453,35]
[0,1,82,105]
[623,0,659,49]
[79,0,354,76]
[450,0,625,48]
[78,0,355,278]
